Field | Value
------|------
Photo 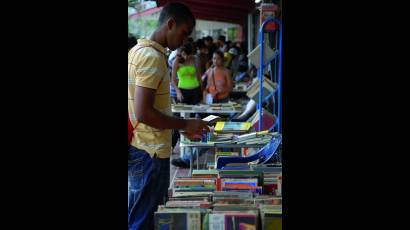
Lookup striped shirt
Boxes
[128,38,172,158]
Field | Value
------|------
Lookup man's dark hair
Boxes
[181,43,194,56]
[205,36,213,42]
[214,50,224,60]
[218,35,226,43]
[158,3,196,27]
[196,39,206,50]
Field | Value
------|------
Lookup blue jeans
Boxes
[128,146,170,230]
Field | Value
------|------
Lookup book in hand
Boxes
[202,115,223,125]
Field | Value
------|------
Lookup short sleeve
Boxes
[129,50,164,90]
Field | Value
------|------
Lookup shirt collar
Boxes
[137,38,166,55]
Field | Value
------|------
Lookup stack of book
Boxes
[254,195,282,206]
[234,130,274,145]
[246,77,277,104]
[210,102,242,111]
[172,177,216,198]
[192,169,219,179]
[172,103,190,110]
[192,104,211,111]
[208,210,259,230]
[154,210,203,230]
[212,191,254,205]
[252,165,282,196]
[211,133,236,142]
[214,152,240,168]
[211,193,261,230]
[155,166,283,229]
[217,169,262,195]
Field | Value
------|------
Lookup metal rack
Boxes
[257,17,282,133]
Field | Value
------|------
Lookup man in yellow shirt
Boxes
[128,3,209,230]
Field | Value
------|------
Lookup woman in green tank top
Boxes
[171,43,202,104]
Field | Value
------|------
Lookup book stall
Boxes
[155,17,283,230]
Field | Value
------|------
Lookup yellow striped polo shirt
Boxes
[128,38,172,158]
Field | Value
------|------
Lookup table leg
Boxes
[196,148,199,170]
[179,112,189,159]
[189,147,193,177]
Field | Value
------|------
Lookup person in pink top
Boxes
[204,50,232,103]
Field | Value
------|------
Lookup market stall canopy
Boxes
[155,0,255,25]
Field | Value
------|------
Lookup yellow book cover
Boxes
[214,122,251,132]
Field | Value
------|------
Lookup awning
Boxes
[155,0,255,25]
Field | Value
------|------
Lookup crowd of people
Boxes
[167,35,254,104]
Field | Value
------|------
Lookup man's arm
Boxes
[134,85,209,134]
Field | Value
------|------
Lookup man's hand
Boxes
[180,132,202,141]
[182,119,210,136]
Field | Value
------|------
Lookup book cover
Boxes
[172,191,214,197]
[224,213,258,230]
[247,41,277,67]
[249,109,276,131]
[214,122,251,133]
[246,78,278,105]
[154,212,201,230]
[192,170,219,178]
[202,115,223,125]
[175,179,215,186]
[221,178,258,187]
[209,213,225,230]
[262,212,282,230]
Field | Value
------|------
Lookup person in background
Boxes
[172,43,202,105]
[236,41,248,63]
[225,47,239,76]
[217,35,227,53]
[187,37,195,52]
[128,3,209,230]
[230,47,241,77]
[168,49,179,104]
[234,61,251,83]
[204,36,217,63]
[204,50,232,103]
[195,39,208,76]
